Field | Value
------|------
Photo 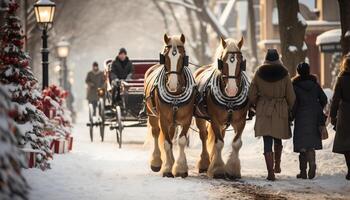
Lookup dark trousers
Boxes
[345,151,350,171]
[89,100,98,116]
[263,136,282,153]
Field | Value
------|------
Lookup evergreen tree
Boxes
[0,0,51,170]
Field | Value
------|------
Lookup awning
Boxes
[316,29,341,45]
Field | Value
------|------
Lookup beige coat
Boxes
[248,60,295,139]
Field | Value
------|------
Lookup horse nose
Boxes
[225,86,238,97]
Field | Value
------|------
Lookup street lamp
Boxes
[56,39,70,90]
[34,0,56,89]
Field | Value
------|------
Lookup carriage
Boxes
[86,59,158,148]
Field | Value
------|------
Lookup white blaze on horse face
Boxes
[225,54,238,97]
[167,42,180,92]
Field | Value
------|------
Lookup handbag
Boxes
[319,125,328,140]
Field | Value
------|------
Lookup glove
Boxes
[246,108,256,120]
[331,117,337,126]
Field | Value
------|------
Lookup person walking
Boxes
[85,61,104,116]
[330,54,350,181]
[248,49,295,181]
[292,62,328,179]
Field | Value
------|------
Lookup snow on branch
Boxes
[156,0,201,12]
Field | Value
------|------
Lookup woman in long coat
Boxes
[292,62,327,179]
[330,54,350,180]
[249,49,295,181]
[85,62,104,116]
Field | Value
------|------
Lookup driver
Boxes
[110,48,133,104]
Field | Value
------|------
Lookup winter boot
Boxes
[306,149,316,179]
[264,152,276,181]
[296,152,307,179]
[274,144,283,173]
[345,152,350,180]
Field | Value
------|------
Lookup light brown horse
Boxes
[194,37,249,179]
[144,34,196,178]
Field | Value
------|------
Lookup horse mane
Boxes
[213,38,240,69]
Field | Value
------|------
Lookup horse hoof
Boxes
[199,168,208,173]
[175,172,188,178]
[163,172,174,178]
[226,174,241,180]
[151,165,161,172]
[213,173,226,179]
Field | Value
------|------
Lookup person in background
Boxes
[110,48,133,103]
[85,61,104,116]
[292,62,328,179]
[248,49,295,181]
[330,54,350,181]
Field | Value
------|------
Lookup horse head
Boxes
[216,37,245,97]
[160,33,188,93]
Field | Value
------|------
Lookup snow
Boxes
[302,42,307,51]
[288,45,298,52]
[345,30,350,38]
[316,29,341,45]
[23,107,350,200]
[297,12,307,26]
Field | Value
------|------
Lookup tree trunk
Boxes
[247,0,258,68]
[276,0,307,77]
[338,0,350,56]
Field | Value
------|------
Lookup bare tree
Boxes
[276,0,307,76]
[338,0,350,56]
[247,0,258,67]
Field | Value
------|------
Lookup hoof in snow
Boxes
[198,168,207,173]
[163,172,174,178]
[213,173,226,179]
[226,173,241,180]
[175,172,188,178]
[151,165,161,172]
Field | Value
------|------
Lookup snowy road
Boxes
[24,110,350,200]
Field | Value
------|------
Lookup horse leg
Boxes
[149,116,162,172]
[159,118,175,177]
[173,122,191,178]
[207,122,225,179]
[225,120,245,179]
[195,118,210,173]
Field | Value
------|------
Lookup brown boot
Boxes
[274,144,283,173]
[345,152,350,180]
[264,152,276,181]
[296,152,307,179]
[306,149,316,179]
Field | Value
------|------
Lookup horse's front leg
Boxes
[207,122,225,179]
[148,116,162,172]
[195,118,210,173]
[173,122,191,178]
[225,119,245,179]
[159,118,175,177]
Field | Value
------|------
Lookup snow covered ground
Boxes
[24,108,350,200]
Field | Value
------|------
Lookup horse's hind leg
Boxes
[207,122,225,179]
[225,120,245,179]
[195,118,210,173]
[149,116,162,172]
[173,122,191,178]
[159,119,175,177]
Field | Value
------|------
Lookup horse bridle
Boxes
[217,51,246,79]
[159,45,189,75]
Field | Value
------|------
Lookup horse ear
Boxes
[220,37,227,48]
[237,36,244,49]
[180,34,185,44]
[164,33,170,44]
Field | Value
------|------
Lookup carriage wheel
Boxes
[88,103,94,142]
[115,105,123,148]
[99,98,105,142]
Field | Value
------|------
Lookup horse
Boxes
[194,37,250,179]
[144,34,196,178]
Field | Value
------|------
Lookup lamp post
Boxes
[56,40,70,90]
[34,0,56,90]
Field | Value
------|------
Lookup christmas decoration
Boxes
[0,86,29,200]
[0,0,51,170]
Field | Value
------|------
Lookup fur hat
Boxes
[119,48,127,55]
[297,62,310,76]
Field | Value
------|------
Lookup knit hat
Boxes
[119,48,127,55]
[92,61,98,67]
[265,49,280,62]
[297,62,310,76]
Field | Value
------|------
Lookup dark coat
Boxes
[330,71,350,154]
[248,60,296,139]
[292,75,327,152]
[85,70,104,102]
[110,57,133,80]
